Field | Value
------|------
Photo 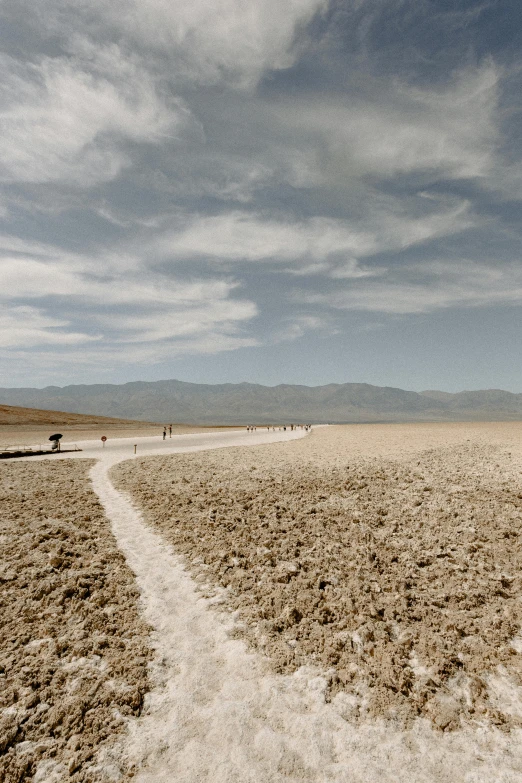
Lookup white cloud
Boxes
[0,333,260,383]
[271,63,500,183]
[0,306,99,348]
[35,0,327,89]
[99,297,258,344]
[0,234,69,258]
[329,258,381,279]
[0,52,184,185]
[302,260,522,314]
[0,254,241,306]
[160,212,377,261]
[273,314,333,342]
[156,200,473,269]
[0,257,85,298]
[0,239,258,353]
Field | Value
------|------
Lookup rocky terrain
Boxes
[0,460,152,782]
[112,424,522,732]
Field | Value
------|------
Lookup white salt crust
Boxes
[30,428,522,782]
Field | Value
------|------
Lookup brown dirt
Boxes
[0,459,152,782]
[0,404,158,427]
[112,423,522,732]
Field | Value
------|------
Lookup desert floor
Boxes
[2,423,522,782]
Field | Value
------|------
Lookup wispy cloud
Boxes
[25,0,328,89]
[0,239,258,355]
[0,51,185,186]
[0,0,521,388]
[0,305,100,348]
[269,62,501,184]
[155,200,473,269]
[302,260,522,314]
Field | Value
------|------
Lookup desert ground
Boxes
[1,421,522,781]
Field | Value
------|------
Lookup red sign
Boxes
[101,436,107,442]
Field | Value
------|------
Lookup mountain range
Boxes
[0,380,520,424]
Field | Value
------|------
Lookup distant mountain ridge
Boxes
[0,380,520,424]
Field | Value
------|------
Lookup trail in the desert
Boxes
[100,435,522,783]
[3,424,522,782]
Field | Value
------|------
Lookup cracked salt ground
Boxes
[16,426,522,782]
[88,459,522,782]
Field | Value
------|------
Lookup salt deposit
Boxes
[104,424,522,782]
[3,423,522,781]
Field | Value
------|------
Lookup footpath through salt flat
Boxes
[26,427,522,782]
[42,426,307,463]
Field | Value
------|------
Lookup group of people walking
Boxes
[246,424,312,432]
[161,423,312,439]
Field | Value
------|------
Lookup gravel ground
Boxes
[0,459,152,783]
[112,424,522,732]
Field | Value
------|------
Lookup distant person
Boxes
[162,428,166,440]
[169,425,172,437]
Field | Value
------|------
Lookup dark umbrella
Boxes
[49,433,63,451]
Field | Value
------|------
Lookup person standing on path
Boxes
[163,428,166,440]
[169,425,172,438]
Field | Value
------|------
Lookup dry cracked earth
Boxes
[113,426,522,733]
[0,460,151,783]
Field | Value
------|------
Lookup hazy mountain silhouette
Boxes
[0,380,520,424]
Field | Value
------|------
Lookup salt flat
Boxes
[111,422,522,782]
[0,459,151,782]
[2,423,522,782]
[0,427,306,781]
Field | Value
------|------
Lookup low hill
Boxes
[0,404,154,427]
[0,380,520,424]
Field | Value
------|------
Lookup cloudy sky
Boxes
[1,0,521,391]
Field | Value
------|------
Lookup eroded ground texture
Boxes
[113,425,522,733]
[0,460,151,783]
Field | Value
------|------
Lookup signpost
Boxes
[101,436,107,448]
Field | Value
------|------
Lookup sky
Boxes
[0,0,521,392]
